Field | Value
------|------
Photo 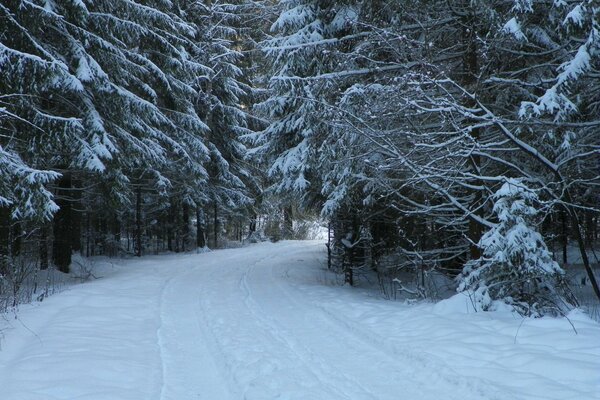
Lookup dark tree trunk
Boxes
[213,201,218,248]
[562,210,568,265]
[345,236,354,286]
[569,208,600,301]
[11,220,21,257]
[126,219,131,253]
[89,213,97,256]
[53,173,72,273]
[160,215,166,253]
[113,215,121,244]
[86,211,91,257]
[0,206,10,274]
[327,222,332,270]
[283,206,293,239]
[135,186,142,257]
[70,179,82,253]
[249,213,257,234]
[167,198,176,252]
[177,202,182,252]
[585,210,594,246]
[196,207,206,248]
[167,219,174,252]
[39,223,49,270]
[155,222,160,255]
[461,5,483,260]
[99,215,107,240]
[182,203,190,251]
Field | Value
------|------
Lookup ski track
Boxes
[156,265,179,400]
[158,252,243,400]
[241,244,500,400]
[0,241,598,400]
[239,258,374,400]
[266,247,505,400]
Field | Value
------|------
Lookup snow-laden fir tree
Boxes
[1,1,94,269]
[256,1,361,197]
[0,1,93,210]
[1,0,214,264]
[75,0,210,182]
[254,0,375,240]
[69,0,213,260]
[498,0,600,299]
[312,1,505,272]
[458,179,576,316]
[188,0,257,246]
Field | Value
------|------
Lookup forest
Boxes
[1,0,599,318]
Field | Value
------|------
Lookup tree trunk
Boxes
[182,203,190,251]
[11,220,21,257]
[70,179,82,253]
[114,215,121,246]
[196,207,206,248]
[52,172,72,273]
[327,222,332,270]
[562,210,568,265]
[213,201,218,248]
[39,223,48,270]
[283,206,293,239]
[568,207,600,301]
[249,212,257,234]
[167,199,176,252]
[462,5,483,260]
[135,186,142,257]
[585,210,594,246]
[0,206,11,274]
[86,211,91,257]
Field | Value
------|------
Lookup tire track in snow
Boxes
[190,243,357,399]
[273,247,506,399]
[302,298,509,400]
[158,253,242,400]
[193,253,254,400]
[195,253,300,399]
[155,265,183,400]
[242,248,419,399]
[249,243,504,400]
[239,259,376,400]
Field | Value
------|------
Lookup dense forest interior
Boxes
[1,0,599,317]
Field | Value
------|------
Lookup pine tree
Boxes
[257,1,349,195]
[458,179,576,316]
[191,0,258,246]
[1,0,213,263]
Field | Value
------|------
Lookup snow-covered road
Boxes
[1,241,599,400]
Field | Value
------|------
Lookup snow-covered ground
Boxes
[0,241,598,400]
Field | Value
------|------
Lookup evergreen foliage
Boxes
[0,0,259,278]
[257,0,599,314]
[458,180,575,316]
[1,0,598,315]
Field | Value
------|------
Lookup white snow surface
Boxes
[0,241,598,400]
